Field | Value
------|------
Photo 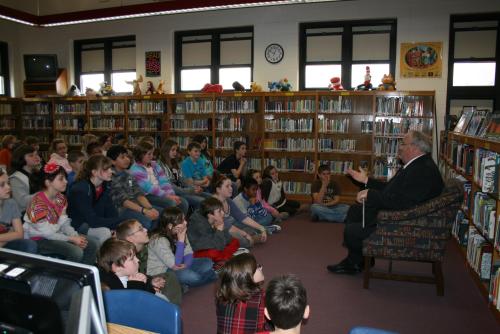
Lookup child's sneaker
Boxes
[266,225,282,234]
[233,247,250,256]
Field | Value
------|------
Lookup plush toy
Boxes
[156,80,166,94]
[201,83,223,93]
[85,87,97,97]
[125,75,143,95]
[99,82,115,96]
[145,81,155,95]
[377,74,396,91]
[328,77,344,91]
[250,82,262,92]
[356,66,373,90]
[279,78,292,91]
[232,81,245,91]
[268,81,281,92]
[66,84,81,97]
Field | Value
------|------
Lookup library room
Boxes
[0,0,499,333]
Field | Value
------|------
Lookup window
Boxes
[0,42,10,96]
[74,36,136,93]
[299,20,397,90]
[175,27,253,92]
[447,13,500,116]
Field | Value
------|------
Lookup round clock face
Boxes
[265,43,284,64]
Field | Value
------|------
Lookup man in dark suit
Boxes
[327,130,444,274]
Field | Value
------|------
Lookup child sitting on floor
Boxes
[216,253,268,334]
[147,207,217,289]
[261,166,300,216]
[97,238,167,300]
[233,177,281,234]
[247,169,289,222]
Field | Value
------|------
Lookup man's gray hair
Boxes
[409,131,432,154]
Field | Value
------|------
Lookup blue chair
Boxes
[349,327,398,334]
[103,289,181,334]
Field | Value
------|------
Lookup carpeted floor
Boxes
[181,212,500,333]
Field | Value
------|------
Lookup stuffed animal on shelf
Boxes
[66,84,81,97]
[250,82,262,92]
[145,81,155,95]
[85,87,97,97]
[232,81,245,91]
[377,74,396,91]
[279,78,292,91]
[328,77,344,91]
[99,82,115,96]
[125,75,143,95]
[268,81,281,92]
[156,80,166,94]
[356,66,373,90]
[201,83,223,93]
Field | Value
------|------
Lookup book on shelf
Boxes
[453,106,475,134]
[452,210,469,247]
[465,109,491,137]
[483,113,500,140]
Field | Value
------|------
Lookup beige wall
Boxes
[1,0,499,139]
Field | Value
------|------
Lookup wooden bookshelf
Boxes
[440,131,500,319]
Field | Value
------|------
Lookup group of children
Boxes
[0,133,319,332]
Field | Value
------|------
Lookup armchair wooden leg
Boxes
[363,256,371,289]
[434,261,444,296]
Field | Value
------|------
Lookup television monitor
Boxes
[0,248,107,334]
[23,54,59,82]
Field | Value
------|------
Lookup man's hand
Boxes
[151,276,166,292]
[347,167,368,184]
[356,189,369,203]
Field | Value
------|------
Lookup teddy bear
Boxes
[377,74,396,91]
[156,80,166,94]
[328,77,344,91]
[250,82,262,92]
[125,75,143,95]
[201,83,223,93]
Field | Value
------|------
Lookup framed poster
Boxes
[145,51,161,77]
[400,42,442,78]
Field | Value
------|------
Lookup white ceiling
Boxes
[0,0,164,16]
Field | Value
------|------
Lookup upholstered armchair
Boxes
[362,178,464,296]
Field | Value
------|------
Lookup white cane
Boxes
[362,198,365,229]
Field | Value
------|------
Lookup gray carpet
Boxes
[181,212,500,333]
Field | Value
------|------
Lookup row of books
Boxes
[450,142,473,176]
[128,135,162,148]
[473,149,500,193]
[265,118,313,132]
[318,138,357,152]
[215,117,254,132]
[318,96,353,114]
[213,157,262,170]
[128,101,165,114]
[489,264,500,311]
[263,138,315,151]
[0,119,15,129]
[318,159,353,174]
[22,103,51,115]
[264,100,315,113]
[54,118,85,131]
[372,157,400,179]
[90,118,124,130]
[375,96,428,117]
[467,227,493,281]
[374,118,432,135]
[264,157,314,173]
[373,137,401,156]
[215,99,257,114]
[214,136,247,149]
[58,134,82,146]
[22,117,52,129]
[0,103,13,114]
[472,192,497,242]
[55,103,86,114]
[128,118,162,131]
[452,210,469,247]
[283,181,311,195]
[169,119,209,131]
[89,102,125,114]
[174,101,213,114]
[453,107,500,140]
[317,118,349,133]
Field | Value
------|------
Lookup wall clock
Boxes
[265,43,284,64]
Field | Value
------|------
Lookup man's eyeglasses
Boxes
[128,226,146,236]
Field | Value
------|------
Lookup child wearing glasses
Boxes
[147,207,217,289]
[115,219,183,305]
[215,253,268,334]
[97,238,166,299]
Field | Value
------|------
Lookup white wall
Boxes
[1,0,499,138]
